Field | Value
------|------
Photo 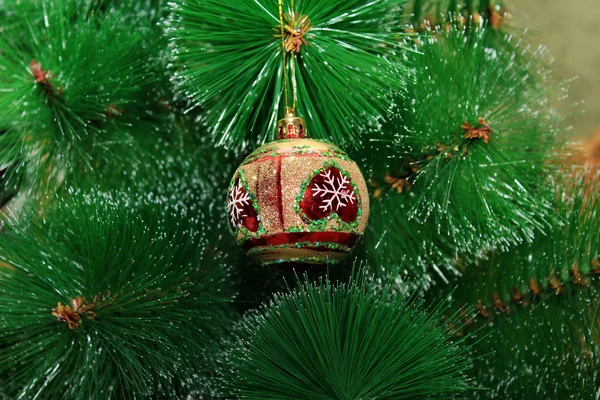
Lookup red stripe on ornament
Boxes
[240,231,359,250]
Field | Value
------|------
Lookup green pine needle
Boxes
[357,192,466,289]
[468,287,600,398]
[408,0,504,24]
[0,0,165,195]
[221,273,473,399]
[435,172,600,398]
[354,25,570,285]
[373,25,569,257]
[0,189,237,399]
[168,0,409,149]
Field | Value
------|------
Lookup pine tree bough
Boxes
[434,173,600,398]
[359,24,568,285]
[0,0,165,196]
[221,275,474,399]
[452,272,600,327]
[0,189,236,398]
[168,0,409,148]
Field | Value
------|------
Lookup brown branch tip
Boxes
[52,296,96,330]
[463,117,492,144]
[275,12,312,53]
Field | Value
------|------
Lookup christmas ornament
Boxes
[227,110,369,270]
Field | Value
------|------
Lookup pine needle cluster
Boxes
[408,0,509,28]
[0,189,236,399]
[359,25,570,285]
[221,274,473,399]
[0,0,168,196]
[437,172,600,398]
[168,0,409,149]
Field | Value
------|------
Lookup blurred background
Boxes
[512,0,600,140]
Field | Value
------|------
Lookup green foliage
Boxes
[403,26,564,251]
[435,173,600,398]
[468,287,600,399]
[0,189,237,399]
[0,1,43,40]
[168,0,409,149]
[221,273,473,399]
[408,0,506,24]
[357,192,464,289]
[0,0,597,398]
[357,25,570,287]
[0,0,168,196]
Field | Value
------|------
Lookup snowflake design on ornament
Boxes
[228,179,251,227]
[311,169,356,212]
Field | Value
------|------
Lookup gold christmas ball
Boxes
[227,112,369,271]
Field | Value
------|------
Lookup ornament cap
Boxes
[277,107,307,139]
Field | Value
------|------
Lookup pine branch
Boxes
[362,25,571,264]
[0,0,168,196]
[220,273,474,399]
[0,189,237,399]
[463,286,600,398]
[356,190,466,290]
[407,0,511,31]
[168,0,410,149]
[434,172,600,397]
[450,171,600,312]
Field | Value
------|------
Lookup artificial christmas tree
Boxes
[0,0,598,399]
